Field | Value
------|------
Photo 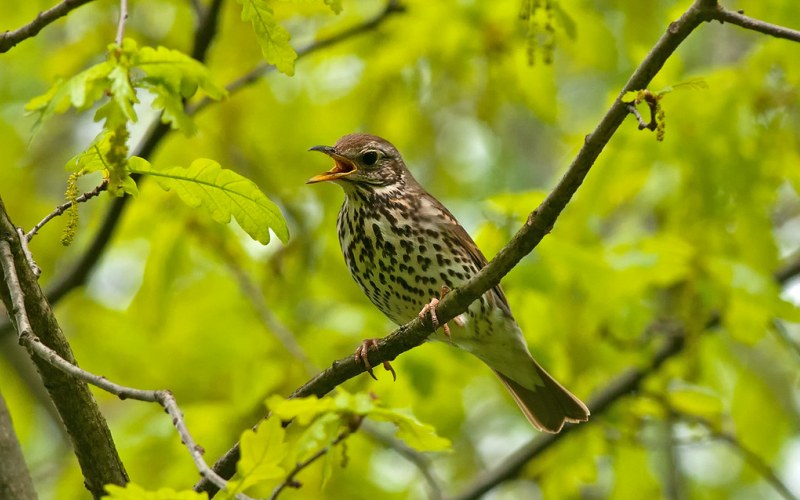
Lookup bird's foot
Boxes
[418,286,464,339]
[354,339,396,381]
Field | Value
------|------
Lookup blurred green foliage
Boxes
[1,0,799,499]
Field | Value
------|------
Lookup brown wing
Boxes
[427,195,514,317]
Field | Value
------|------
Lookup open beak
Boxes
[307,145,358,184]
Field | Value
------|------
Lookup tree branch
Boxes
[196,1,800,496]
[710,5,800,41]
[187,0,405,116]
[0,0,405,343]
[0,216,256,500]
[450,250,800,500]
[0,0,97,53]
[195,1,715,494]
[25,180,108,242]
[0,197,128,499]
[0,388,36,500]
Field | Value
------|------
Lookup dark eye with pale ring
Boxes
[362,151,379,166]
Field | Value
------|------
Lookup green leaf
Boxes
[620,90,641,103]
[657,77,709,96]
[268,391,451,452]
[238,0,297,75]
[66,133,113,173]
[667,387,723,426]
[128,157,289,244]
[103,483,208,500]
[369,407,451,452]
[323,0,343,14]
[132,44,227,134]
[227,417,287,495]
[294,412,342,462]
[268,394,336,425]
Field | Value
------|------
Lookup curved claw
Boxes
[354,339,396,381]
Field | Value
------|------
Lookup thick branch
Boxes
[0,389,36,500]
[195,1,714,495]
[450,250,800,500]
[198,1,800,496]
[0,0,96,53]
[0,197,128,499]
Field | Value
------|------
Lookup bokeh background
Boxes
[2,0,800,498]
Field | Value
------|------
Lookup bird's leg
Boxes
[354,339,396,381]
[419,286,465,339]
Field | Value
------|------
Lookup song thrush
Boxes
[308,133,589,433]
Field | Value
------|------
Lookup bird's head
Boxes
[307,133,407,191]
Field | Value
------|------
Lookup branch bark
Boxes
[195,1,800,496]
[0,388,36,500]
[0,0,97,53]
[0,196,128,499]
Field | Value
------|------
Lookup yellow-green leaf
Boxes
[238,0,297,75]
[228,417,287,494]
[128,157,289,244]
[103,483,207,500]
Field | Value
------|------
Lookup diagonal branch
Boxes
[0,0,97,53]
[450,252,800,500]
[194,0,716,494]
[197,1,800,496]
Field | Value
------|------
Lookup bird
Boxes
[308,133,589,433]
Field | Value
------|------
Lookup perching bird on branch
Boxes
[309,133,589,433]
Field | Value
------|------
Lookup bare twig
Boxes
[15,229,40,278]
[710,5,800,42]
[0,238,252,499]
[450,251,800,500]
[187,0,405,116]
[25,180,108,242]
[0,0,97,53]
[114,0,128,45]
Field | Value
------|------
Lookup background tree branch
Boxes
[0,0,97,53]
[0,197,128,499]
[0,388,36,500]
[196,1,800,496]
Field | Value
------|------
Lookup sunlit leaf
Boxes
[103,483,208,500]
[238,0,297,75]
[128,157,289,244]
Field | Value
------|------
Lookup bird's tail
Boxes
[493,363,589,433]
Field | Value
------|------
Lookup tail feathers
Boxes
[493,364,589,433]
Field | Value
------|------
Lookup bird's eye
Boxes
[362,151,379,166]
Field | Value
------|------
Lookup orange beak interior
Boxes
[307,146,357,184]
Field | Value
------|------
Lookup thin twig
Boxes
[0,0,97,53]
[15,229,40,277]
[679,414,796,500]
[269,426,355,500]
[186,0,405,116]
[710,5,800,42]
[25,180,108,242]
[196,0,713,493]
[0,238,251,500]
[114,0,128,45]
[626,104,649,129]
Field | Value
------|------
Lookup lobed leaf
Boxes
[238,0,297,75]
[128,157,289,244]
[226,418,287,496]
